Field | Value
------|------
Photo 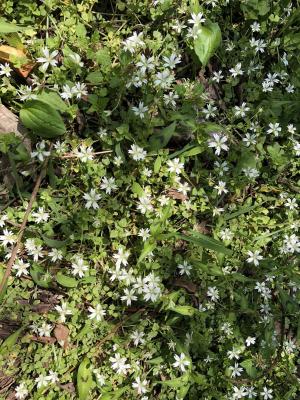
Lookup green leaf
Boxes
[138,241,156,263]
[169,305,196,317]
[36,92,68,113]
[194,21,221,66]
[240,359,258,378]
[0,328,23,355]
[77,357,94,400]
[30,264,52,288]
[154,156,162,173]
[42,236,68,248]
[56,272,78,288]
[179,231,232,255]
[0,19,24,34]
[148,122,177,151]
[20,100,66,139]
[131,181,144,197]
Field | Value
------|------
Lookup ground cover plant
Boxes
[0,0,299,398]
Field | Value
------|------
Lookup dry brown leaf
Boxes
[31,336,56,345]
[54,324,69,349]
[0,45,35,78]
[172,278,198,294]
[166,188,188,201]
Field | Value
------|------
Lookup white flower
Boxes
[162,53,181,69]
[232,385,247,399]
[208,133,228,155]
[246,386,257,398]
[207,286,219,302]
[0,214,8,228]
[46,370,59,384]
[260,387,273,400]
[69,53,84,67]
[121,288,137,305]
[214,180,228,195]
[113,247,130,268]
[220,228,233,241]
[230,362,243,378]
[35,374,49,388]
[136,54,155,73]
[49,248,63,262]
[123,31,145,53]
[0,62,12,77]
[137,195,153,214]
[75,145,94,162]
[167,158,184,174]
[71,257,88,278]
[88,304,106,321]
[18,85,37,101]
[188,12,206,26]
[293,141,300,156]
[15,382,29,399]
[0,229,16,247]
[55,302,72,323]
[138,228,150,242]
[32,207,49,224]
[245,336,256,346]
[71,82,88,99]
[246,250,263,266]
[212,70,223,82]
[93,370,105,386]
[38,322,52,337]
[110,353,131,375]
[203,103,217,119]
[60,84,73,100]
[227,347,241,360]
[267,122,281,136]
[285,198,298,210]
[243,167,259,179]
[172,353,190,372]
[177,260,192,276]
[234,102,250,117]
[13,259,30,277]
[154,69,174,89]
[229,62,243,78]
[128,144,147,161]
[250,21,260,32]
[287,124,296,134]
[243,133,257,147]
[163,91,179,108]
[83,189,101,209]
[132,377,148,394]
[100,177,117,194]
[130,330,145,346]
[37,48,58,72]
[31,141,51,162]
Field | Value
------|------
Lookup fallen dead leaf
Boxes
[172,278,198,294]
[54,324,69,349]
[0,45,35,78]
[31,336,56,345]
[166,188,188,201]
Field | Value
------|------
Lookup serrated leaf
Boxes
[194,22,221,66]
[77,357,94,400]
[20,100,66,139]
[148,122,177,151]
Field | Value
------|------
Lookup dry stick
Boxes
[0,155,51,295]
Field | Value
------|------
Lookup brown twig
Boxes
[0,154,51,295]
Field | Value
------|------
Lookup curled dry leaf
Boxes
[54,324,69,349]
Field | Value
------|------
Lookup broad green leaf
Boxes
[194,22,221,66]
[179,232,232,255]
[148,122,177,151]
[77,357,94,400]
[169,305,196,317]
[0,19,24,34]
[240,359,258,378]
[146,356,164,365]
[56,272,78,288]
[42,235,68,248]
[36,92,68,113]
[20,100,66,139]
[30,264,52,288]
[138,241,156,263]
[154,156,162,173]
[159,373,190,388]
[131,181,144,197]
[180,145,204,158]
[0,327,23,355]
